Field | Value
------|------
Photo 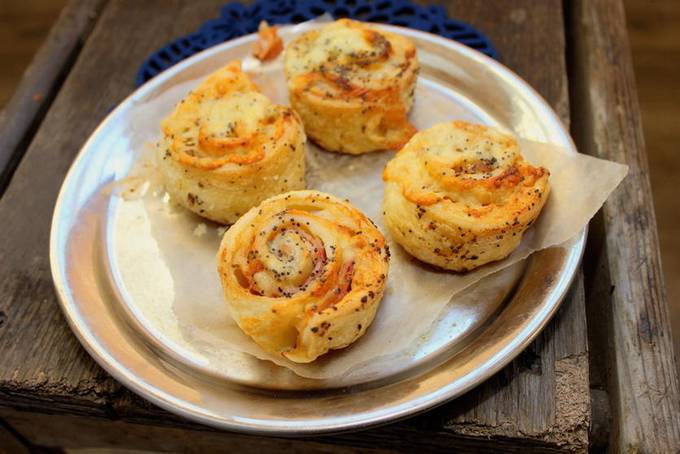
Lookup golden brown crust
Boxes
[382,121,550,271]
[158,61,306,224]
[252,21,283,61]
[217,190,390,363]
[283,19,418,154]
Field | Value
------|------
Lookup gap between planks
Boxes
[0,0,107,196]
[568,0,680,452]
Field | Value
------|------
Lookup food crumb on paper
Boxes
[193,223,207,237]
[252,21,283,62]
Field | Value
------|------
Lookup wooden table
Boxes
[0,0,678,452]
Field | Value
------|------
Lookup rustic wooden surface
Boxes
[0,0,104,193]
[624,0,680,379]
[2,405,587,454]
[0,0,68,108]
[0,417,30,454]
[569,0,680,452]
[0,0,612,451]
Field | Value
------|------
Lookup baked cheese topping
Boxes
[161,62,299,169]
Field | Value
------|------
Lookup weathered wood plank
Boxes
[0,0,106,195]
[569,0,680,452]
[1,406,573,454]
[0,0,588,450]
[0,417,31,454]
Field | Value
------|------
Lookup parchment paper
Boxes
[113,32,628,381]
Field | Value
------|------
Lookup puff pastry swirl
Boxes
[217,190,390,363]
[158,61,306,224]
[284,19,418,154]
[383,121,550,271]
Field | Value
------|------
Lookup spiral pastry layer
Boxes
[158,61,306,224]
[383,121,550,271]
[217,190,390,363]
[283,19,418,154]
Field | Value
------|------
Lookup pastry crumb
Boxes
[252,21,283,61]
[193,223,207,237]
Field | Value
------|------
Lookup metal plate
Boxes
[50,23,584,434]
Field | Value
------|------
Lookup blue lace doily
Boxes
[136,0,498,86]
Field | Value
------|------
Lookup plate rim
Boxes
[50,22,586,435]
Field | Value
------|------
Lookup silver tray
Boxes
[50,23,584,434]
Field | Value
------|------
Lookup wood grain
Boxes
[1,406,576,454]
[0,0,68,108]
[0,0,589,450]
[624,0,680,380]
[0,417,30,454]
[569,0,680,451]
[0,0,105,194]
